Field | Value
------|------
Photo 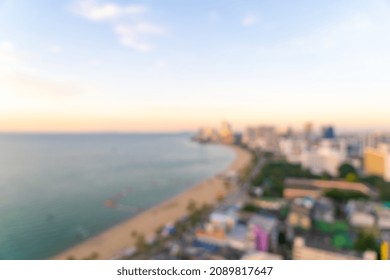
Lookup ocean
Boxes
[0,133,235,259]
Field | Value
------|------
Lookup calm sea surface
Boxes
[0,133,235,259]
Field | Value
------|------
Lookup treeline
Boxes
[251,161,317,197]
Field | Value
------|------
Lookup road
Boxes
[220,150,267,208]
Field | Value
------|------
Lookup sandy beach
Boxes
[53,145,252,260]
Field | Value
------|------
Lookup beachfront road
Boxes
[221,150,266,207]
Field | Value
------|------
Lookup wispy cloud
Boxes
[70,0,165,52]
[72,0,146,21]
[241,14,256,27]
[114,23,165,52]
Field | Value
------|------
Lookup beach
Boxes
[53,145,252,260]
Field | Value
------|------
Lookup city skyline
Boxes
[1,0,390,132]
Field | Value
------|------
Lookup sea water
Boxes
[0,133,235,259]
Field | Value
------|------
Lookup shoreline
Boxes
[53,145,252,260]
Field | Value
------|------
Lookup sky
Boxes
[1,0,390,132]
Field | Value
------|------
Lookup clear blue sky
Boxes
[1,0,390,132]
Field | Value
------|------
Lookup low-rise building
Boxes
[251,198,287,212]
[248,214,278,252]
[287,197,314,230]
[345,201,376,229]
[375,204,390,230]
[226,224,251,251]
[312,198,335,224]
[209,208,238,231]
[241,251,283,260]
[195,225,227,247]
[284,184,322,199]
[292,237,376,260]
[284,178,372,198]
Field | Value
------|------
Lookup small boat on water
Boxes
[104,187,133,208]
[104,199,116,208]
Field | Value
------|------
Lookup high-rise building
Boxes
[280,138,347,176]
[219,121,234,144]
[304,122,313,139]
[363,133,381,149]
[242,125,278,151]
[197,127,219,142]
[364,144,390,181]
[322,126,335,139]
[255,126,279,152]
[301,140,347,176]
[242,127,257,146]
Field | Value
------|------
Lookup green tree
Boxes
[346,172,358,182]
[320,172,332,180]
[251,161,318,197]
[83,252,99,260]
[324,189,368,203]
[186,200,197,214]
[338,163,357,179]
[354,231,378,252]
[241,203,260,213]
[135,234,148,253]
[278,231,287,245]
[360,175,390,201]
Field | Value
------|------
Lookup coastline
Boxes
[53,145,252,260]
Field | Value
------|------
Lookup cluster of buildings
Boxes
[286,198,390,259]
[187,205,284,260]
[244,123,351,177]
[345,201,390,231]
[169,195,389,260]
[242,122,390,182]
[194,121,235,145]
[242,126,279,152]
[183,121,390,260]
[280,177,388,259]
[196,121,390,183]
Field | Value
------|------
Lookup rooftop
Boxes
[285,178,371,195]
[248,214,278,233]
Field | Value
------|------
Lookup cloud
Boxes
[72,0,146,21]
[242,15,256,27]
[71,0,164,52]
[114,23,165,52]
